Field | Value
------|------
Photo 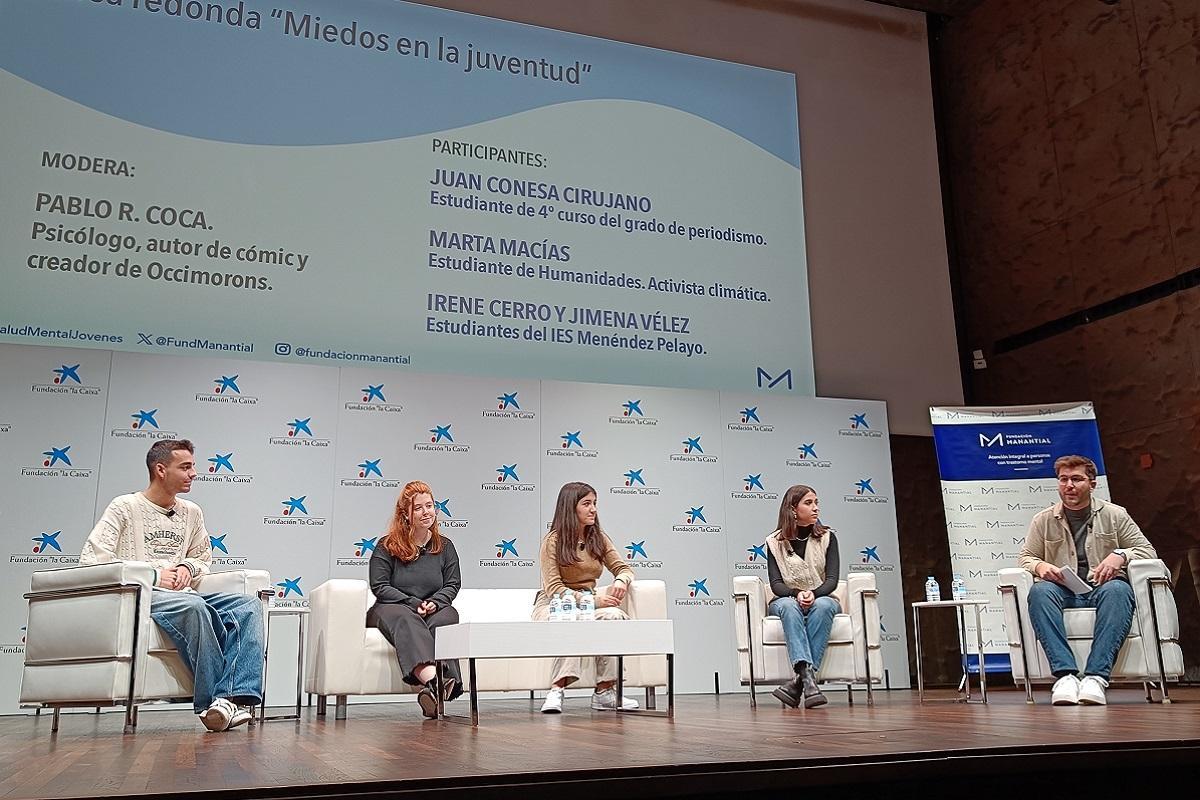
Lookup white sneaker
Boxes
[540,687,564,714]
[590,688,640,710]
[1078,675,1109,705]
[200,698,235,731]
[1051,674,1081,705]
[225,704,254,729]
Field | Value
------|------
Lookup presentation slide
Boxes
[0,0,814,394]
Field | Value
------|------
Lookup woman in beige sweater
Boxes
[532,481,637,714]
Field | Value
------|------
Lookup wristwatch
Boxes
[1112,548,1129,564]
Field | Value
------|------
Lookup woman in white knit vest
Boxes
[764,484,841,709]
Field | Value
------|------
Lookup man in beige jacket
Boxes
[1018,454,1155,706]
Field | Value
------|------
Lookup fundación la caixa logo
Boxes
[12,530,78,565]
[209,533,246,567]
[624,540,664,570]
[434,497,469,529]
[193,450,254,485]
[32,363,101,396]
[273,577,308,607]
[195,374,258,406]
[111,408,179,442]
[22,444,93,479]
[480,538,534,568]
[730,472,779,501]
[484,391,534,420]
[856,544,895,573]
[482,463,535,493]
[341,456,400,489]
[345,382,403,414]
[268,416,331,449]
[838,412,883,439]
[727,406,774,433]
[786,441,833,470]
[336,536,377,567]
[735,543,768,572]
[414,422,470,454]
[263,494,327,527]
[1,624,27,656]
[669,434,717,464]
[675,578,726,608]
[547,430,598,458]
[844,477,889,504]
[609,399,658,427]
[610,467,661,497]
[671,504,722,533]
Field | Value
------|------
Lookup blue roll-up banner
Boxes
[929,403,1108,664]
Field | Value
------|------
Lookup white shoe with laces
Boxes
[590,688,640,710]
[1051,674,1081,705]
[540,687,564,714]
[1078,675,1108,705]
[200,698,236,731]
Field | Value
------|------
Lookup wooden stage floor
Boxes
[3,687,1200,800]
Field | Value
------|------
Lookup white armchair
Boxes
[733,573,883,706]
[305,580,669,718]
[998,560,1183,703]
[19,563,272,731]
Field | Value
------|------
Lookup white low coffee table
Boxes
[434,620,675,725]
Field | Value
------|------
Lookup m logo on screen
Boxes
[755,366,792,391]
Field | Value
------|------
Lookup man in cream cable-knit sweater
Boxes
[80,439,265,732]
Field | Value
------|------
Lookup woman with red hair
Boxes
[367,480,463,718]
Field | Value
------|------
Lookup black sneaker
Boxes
[416,687,438,719]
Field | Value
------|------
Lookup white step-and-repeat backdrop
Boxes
[0,342,909,711]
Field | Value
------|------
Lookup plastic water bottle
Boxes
[560,590,577,621]
[952,574,967,601]
[579,590,595,620]
[924,576,941,603]
[548,591,563,621]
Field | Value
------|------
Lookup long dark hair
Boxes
[776,484,828,541]
[550,481,606,565]
[381,480,444,562]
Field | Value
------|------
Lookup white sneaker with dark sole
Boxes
[540,687,564,714]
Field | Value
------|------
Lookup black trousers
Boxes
[366,603,462,692]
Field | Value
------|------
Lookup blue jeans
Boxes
[150,589,266,712]
[1028,578,1135,681]
[768,595,839,671]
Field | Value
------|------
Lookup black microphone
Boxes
[165,508,176,518]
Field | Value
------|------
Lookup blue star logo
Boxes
[434,499,451,517]
[53,364,81,384]
[131,409,159,430]
[687,506,707,524]
[741,407,760,423]
[624,468,646,487]
[744,473,764,491]
[214,375,240,394]
[683,436,703,454]
[798,443,817,458]
[688,578,710,597]
[561,431,583,449]
[623,400,643,417]
[43,446,72,467]
[850,413,869,429]
[497,464,519,482]
[33,531,62,553]
[354,537,377,556]
[430,424,454,443]
[208,452,234,473]
[747,544,767,562]
[626,541,648,559]
[495,539,519,558]
[281,496,308,516]
[288,417,313,437]
[497,392,520,410]
[362,384,385,402]
[358,458,382,478]
[210,534,229,554]
[860,546,881,563]
[276,577,303,598]
[856,478,875,495]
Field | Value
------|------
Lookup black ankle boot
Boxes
[771,667,804,708]
[801,665,828,708]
